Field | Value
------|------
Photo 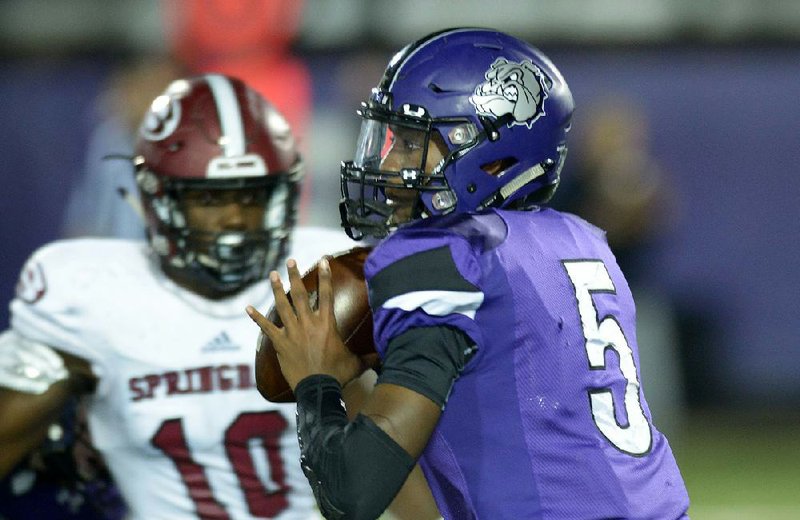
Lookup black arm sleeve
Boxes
[377,325,476,409]
[294,374,416,520]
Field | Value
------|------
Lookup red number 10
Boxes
[152,411,290,519]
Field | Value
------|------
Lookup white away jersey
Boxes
[9,228,356,520]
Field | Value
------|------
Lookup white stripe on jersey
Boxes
[383,289,484,320]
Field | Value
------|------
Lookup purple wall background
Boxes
[0,59,109,328]
[1,47,798,406]
[551,46,800,404]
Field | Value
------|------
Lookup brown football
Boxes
[254,246,378,402]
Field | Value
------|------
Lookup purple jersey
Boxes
[364,208,689,519]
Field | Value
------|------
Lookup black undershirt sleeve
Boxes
[377,325,476,409]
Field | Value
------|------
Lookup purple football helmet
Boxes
[340,28,574,239]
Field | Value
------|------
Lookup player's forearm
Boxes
[295,374,415,520]
[0,418,52,478]
[0,384,74,478]
[340,370,442,520]
[0,333,92,472]
[383,464,442,520]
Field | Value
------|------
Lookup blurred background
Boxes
[0,0,798,518]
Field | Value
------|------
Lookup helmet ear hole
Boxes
[481,157,518,177]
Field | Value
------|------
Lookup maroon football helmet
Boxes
[133,74,302,294]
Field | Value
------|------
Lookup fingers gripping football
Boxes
[273,258,360,389]
[250,247,377,402]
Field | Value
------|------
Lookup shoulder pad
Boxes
[395,211,508,252]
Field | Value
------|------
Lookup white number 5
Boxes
[563,260,652,456]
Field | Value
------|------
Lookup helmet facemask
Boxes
[137,167,300,297]
[340,91,480,240]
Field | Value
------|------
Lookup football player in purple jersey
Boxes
[250,28,691,520]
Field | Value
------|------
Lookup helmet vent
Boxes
[428,82,450,94]
[481,157,518,177]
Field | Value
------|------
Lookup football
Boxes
[254,246,378,402]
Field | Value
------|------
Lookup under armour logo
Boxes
[401,169,421,187]
[401,104,427,118]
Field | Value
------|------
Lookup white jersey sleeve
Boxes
[10,238,143,391]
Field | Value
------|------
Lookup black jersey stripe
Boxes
[369,246,479,309]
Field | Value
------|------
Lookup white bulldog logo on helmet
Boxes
[469,58,551,128]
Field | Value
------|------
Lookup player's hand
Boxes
[246,258,364,390]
